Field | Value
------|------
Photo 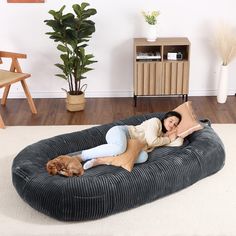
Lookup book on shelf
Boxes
[136,52,161,60]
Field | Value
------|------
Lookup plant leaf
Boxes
[57,44,68,53]
[55,74,67,80]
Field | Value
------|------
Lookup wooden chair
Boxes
[0,51,37,128]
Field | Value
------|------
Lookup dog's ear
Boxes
[55,161,64,170]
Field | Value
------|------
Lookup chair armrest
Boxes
[0,51,27,59]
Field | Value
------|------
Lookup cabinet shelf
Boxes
[133,37,190,106]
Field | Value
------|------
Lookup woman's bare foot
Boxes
[83,157,113,170]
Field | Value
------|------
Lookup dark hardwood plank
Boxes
[0,96,236,126]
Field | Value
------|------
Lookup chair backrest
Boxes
[0,51,27,73]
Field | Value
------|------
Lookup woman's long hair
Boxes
[161,111,182,133]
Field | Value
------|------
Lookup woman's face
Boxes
[163,116,180,132]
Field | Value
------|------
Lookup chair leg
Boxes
[21,80,37,114]
[1,85,11,106]
[0,113,5,128]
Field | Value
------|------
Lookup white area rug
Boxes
[0,124,235,236]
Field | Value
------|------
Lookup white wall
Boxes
[0,0,236,98]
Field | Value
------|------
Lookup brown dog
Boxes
[46,155,84,177]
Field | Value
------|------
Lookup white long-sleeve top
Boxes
[127,117,171,152]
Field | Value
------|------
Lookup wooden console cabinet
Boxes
[133,37,190,105]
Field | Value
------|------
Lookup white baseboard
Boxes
[0,90,134,98]
[0,89,235,98]
[189,89,235,96]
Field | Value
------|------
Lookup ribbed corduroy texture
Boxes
[12,113,225,221]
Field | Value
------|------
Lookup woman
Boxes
[73,111,182,170]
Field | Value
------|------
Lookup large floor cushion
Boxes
[12,113,225,221]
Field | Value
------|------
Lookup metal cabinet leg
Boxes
[185,94,188,101]
[182,94,188,102]
[134,95,137,107]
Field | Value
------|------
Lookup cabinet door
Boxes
[163,61,189,94]
[134,62,162,95]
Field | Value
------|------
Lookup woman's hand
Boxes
[166,128,178,142]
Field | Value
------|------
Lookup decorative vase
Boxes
[217,65,228,104]
[146,24,157,42]
[66,92,86,112]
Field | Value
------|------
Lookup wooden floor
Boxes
[1,96,236,126]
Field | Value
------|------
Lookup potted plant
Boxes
[142,10,160,42]
[44,2,97,111]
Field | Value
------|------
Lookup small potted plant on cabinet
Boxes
[45,2,97,111]
[142,10,160,42]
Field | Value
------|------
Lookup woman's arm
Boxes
[145,118,171,147]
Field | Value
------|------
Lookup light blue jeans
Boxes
[79,126,148,164]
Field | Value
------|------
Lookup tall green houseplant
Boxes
[45,2,97,97]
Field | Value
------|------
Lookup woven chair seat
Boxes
[0,69,30,88]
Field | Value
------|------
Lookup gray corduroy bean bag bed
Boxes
[12,112,225,221]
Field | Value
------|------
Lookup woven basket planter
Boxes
[66,92,85,112]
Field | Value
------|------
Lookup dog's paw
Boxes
[58,170,70,177]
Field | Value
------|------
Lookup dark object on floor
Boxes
[12,113,225,221]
